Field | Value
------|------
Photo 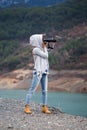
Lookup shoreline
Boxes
[0,89,87,118]
[0,98,87,130]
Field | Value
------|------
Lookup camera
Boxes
[43,39,56,43]
[43,38,56,49]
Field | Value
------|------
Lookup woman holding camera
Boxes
[24,34,51,114]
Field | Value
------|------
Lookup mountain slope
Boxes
[0,0,87,40]
[0,0,87,72]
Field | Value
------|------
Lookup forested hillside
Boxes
[0,0,87,40]
[0,0,87,72]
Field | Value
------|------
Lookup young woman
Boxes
[24,34,51,114]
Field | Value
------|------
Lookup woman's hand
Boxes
[42,42,48,49]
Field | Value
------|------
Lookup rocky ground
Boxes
[0,68,87,130]
[0,68,87,93]
[0,98,87,130]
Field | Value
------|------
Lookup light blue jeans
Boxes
[26,71,48,105]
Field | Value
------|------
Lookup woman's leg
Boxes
[26,72,41,105]
[41,74,51,114]
[40,74,48,105]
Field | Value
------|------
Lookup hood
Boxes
[29,34,43,48]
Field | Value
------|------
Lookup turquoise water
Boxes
[0,89,87,117]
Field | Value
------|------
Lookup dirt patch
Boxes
[0,69,87,93]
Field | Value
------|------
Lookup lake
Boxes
[0,89,87,117]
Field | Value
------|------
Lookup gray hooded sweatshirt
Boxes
[30,34,49,75]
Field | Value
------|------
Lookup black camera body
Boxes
[43,39,56,49]
[43,39,56,43]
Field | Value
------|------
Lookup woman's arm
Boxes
[33,47,48,59]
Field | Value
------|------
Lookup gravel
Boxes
[0,98,87,130]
